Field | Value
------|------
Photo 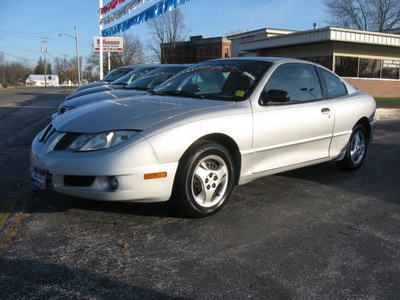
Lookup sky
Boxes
[0,0,328,67]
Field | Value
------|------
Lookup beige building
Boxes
[228,27,400,80]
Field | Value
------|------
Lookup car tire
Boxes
[337,124,368,171]
[173,141,235,217]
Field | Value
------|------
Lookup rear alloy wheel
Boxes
[174,141,235,217]
[337,124,368,171]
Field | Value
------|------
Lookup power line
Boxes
[0,38,42,54]
[0,50,37,62]
[0,27,76,36]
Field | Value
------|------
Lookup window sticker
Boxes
[235,90,245,97]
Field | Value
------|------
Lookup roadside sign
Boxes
[94,37,123,52]
[68,71,74,77]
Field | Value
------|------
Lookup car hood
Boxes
[63,89,149,108]
[66,84,125,100]
[53,95,236,133]
[75,81,108,92]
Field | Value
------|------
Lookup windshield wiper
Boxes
[156,90,204,99]
[124,86,149,91]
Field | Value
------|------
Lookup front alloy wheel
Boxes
[173,141,235,217]
[191,154,229,208]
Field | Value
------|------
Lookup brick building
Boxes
[161,35,231,64]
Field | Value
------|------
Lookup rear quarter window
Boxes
[318,68,348,98]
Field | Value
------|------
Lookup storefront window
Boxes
[360,59,381,78]
[303,56,333,70]
[335,56,358,77]
[382,60,400,79]
[335,56,400,79]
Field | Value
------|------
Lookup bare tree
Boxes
[8,61,32,84]
[146,8,188,63]
[85,33,145,77]
[53,56,83,84]
[0,54,33,87]
[110,33,145,67]
[324,0,400,31]
[225,29,246,36]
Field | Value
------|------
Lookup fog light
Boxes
[110,176,119,190]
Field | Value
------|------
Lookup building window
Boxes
[335,56,358,77]
[303,56,333,70]
[335,56,400,79]
[382,60,400,79]
[214,47,220,58]
[359,59,381,78]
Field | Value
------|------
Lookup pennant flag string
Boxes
[101,0,152,26]
[102,0,190,37]
[101,0,126,14]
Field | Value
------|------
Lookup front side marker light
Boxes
[144,172,167,180]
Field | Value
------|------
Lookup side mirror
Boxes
[260,89,290,106]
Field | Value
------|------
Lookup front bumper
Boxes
[30,131,178,203]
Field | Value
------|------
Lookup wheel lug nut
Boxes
[207,185,210,190]
[214,176,217,180]
[212,183,216,188]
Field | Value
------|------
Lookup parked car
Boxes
[65,65,159,100]
[75,64,154,92]
[31,57,376,217]
[53,64,192,119]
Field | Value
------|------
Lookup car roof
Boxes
[116,64,161,70]
[210,57,309,64]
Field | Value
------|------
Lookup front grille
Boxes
[54,132,80,151]
[39,123,56,143]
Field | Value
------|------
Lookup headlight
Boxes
[66,131,137,151]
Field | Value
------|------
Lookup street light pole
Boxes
[59,27,81,87]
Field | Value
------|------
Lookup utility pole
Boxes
[75,26,81,86]
[40,37,50,87]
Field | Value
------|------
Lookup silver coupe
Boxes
[31,57,376,217]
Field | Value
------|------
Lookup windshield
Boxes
[125,66,187,90]
[152,60,272,101]
[112,67,155,85]
[102,67,133,82]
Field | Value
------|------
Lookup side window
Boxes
[188,71,224,93]
[265,63,322,102]
[318,68,348,98]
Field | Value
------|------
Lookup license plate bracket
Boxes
[31,166,48,189]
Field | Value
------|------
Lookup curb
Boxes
[375,108,400,121]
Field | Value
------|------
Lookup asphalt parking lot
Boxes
[0,90,399,299]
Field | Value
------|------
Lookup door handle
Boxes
[321,108,330,114]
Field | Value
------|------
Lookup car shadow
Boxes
[26,188,185,219]
[0,257,185,299]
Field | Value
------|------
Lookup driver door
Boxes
[252,63,334,173]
